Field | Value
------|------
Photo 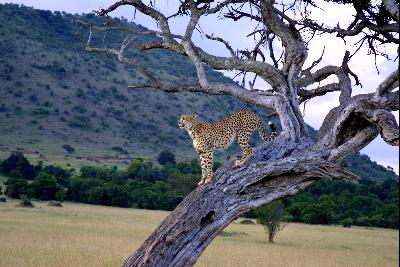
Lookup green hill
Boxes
[0,4,397,183]
[0,4,252,164]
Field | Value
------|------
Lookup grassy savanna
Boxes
[0,200,398,267]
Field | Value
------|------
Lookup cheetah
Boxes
[178,110,276,185]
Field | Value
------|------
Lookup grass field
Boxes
[0,200,398,267]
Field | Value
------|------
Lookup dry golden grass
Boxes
[0,200,398,267]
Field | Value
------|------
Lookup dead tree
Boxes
[77,0,399,266]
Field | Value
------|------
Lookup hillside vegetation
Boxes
[0,4,397,184]
[0,4,252,163]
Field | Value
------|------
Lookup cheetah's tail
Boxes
[257,119,275,142]
[268,121,277,141]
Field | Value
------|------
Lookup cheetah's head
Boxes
[178,114,197,129]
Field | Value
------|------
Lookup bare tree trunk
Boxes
[122,136,359,267]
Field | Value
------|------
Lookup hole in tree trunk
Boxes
[200,210,216,226]
[337,113,371,146]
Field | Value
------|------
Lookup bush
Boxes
[341,218,353,228]
[355,216,372,227]
[32,107,49,117]
[0,195,6,202]
[240,219,255,224]
[47,200,63,207]
[16,194,34,208]
[68,115,91,129]
[157,150,176,165]
[111,146,129,155]
[62,144,75,153]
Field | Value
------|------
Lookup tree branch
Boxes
[383,0,400,22]
[298,51,360,105]
[298,83,341,103]
[84,27,160,85]
[204,33,237,58]
[260,0,306,76]
[376,69,399,96]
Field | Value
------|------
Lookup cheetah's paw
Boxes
[234,160,243,168]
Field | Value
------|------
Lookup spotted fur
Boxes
[178,110,275,185]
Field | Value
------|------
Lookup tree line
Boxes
[0,152,398,229]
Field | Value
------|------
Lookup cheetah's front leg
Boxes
[198,151,213,185]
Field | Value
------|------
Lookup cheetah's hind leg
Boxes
[234,133,252,168]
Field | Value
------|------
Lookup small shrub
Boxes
[43,101,53,107]
[32,107,49,117]
[68,115,91,129]
[28,94,37,102]
[62,144,75,153]
[341,218,353,228]
[15,195,34,208]
[157,150,176,165]
[240,219,255,225]
[111,146,128,155]
[14,106,22,114]
[47,200,63,207]
[218,231,248,237]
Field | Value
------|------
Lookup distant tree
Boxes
[30,173,59,200]
[340,218,353,228]
[256,200,287,243]
[157,150,176,165]
[5,179,29,198]
[301,195,336,225]
[41,165,72,187]
[127,159,162,182]
[55,188,67,202]
[0,152,36,179]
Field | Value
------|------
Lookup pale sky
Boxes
[1,0,399,174]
